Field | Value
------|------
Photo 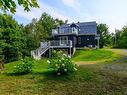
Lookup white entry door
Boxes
[60,36,68,45]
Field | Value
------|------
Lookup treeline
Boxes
[113,26,127,48]
[97,23,127,48]
[0,13,66,63]
[0,13,127,63]
[97,23,112,48]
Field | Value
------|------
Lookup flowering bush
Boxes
[13,57,34,74]
[47,50,78,75]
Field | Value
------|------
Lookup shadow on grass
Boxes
[5,71,32,76]
[35,70,77,81]
[33,67,94,86]
[4,65,95,84]
[5,69,76,81]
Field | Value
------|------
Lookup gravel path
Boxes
[101,49,127,73]
[77,49,127,73]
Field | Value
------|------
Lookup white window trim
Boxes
[78,37,81,44]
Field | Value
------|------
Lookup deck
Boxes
[31,40,73,59]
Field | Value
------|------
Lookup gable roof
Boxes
[59,21,97,35]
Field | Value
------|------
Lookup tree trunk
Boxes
[0,61,4,70]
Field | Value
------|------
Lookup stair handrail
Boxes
[40,41,48,48]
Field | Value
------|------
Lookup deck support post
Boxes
[69,47,71,57]
[95,34,100,49]
[69,40,72,57]
[97,38,99,49]
[48,41,51,58]
[51,47,53,57]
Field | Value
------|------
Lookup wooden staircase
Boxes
[31,42,49,60]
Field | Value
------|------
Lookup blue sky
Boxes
[9,0,127,32]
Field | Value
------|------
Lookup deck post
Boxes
[70,47,71,57]
[69,40,72,57]
[48,41,51,58]
[95,35,100,49]
[97,38,99,49]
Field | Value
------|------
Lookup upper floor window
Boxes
[72,27,75,31]
[78,37,81,44]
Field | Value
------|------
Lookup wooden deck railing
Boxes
[49,40,72,47]
[31,40,72,59]
[52,28,78,35]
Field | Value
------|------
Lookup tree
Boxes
[23,18,41,56]
[114,25,127,48]
[0,0,39,13]
[23,13,66,55]
[113,29,121,47]
[0,14,23,62]
[0,31,4,69]
[54,18,65,27]
[37,13,66,39]
[39,13,55,37]
[97,23,111,48]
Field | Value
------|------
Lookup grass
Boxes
[0,59,94,95]
[0,49,127,95]
[72,49,119,62]
[3,59,50,73]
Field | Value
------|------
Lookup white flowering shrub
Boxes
[13,57,34,74]
[47,50,77,75]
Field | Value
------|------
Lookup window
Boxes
[78,37,81,44]
[72,27,75,31]
[60,36,68,45]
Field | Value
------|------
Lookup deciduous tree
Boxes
[0,14,22,62]
[97,23,111,48]
[0,0,39,13]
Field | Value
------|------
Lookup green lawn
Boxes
[0,59,94,95]
[3,59,50,74]
[72,49,119,62]
[0,49,127,95]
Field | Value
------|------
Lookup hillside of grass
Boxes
[72,49,119,62]
[0,49,127,95]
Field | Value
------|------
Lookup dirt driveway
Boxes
[75,49,127,95]
[101,49,127,75]
[76,49,127,75]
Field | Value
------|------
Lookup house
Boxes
[31,21,100,60]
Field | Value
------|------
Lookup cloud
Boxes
[86,0,127,32]
[14,0,73,23]
[69,0,127,33]
[12,0,127,33]
[61,0,80,11]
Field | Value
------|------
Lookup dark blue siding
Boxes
[53,35,97,48]
[76,35,96,47]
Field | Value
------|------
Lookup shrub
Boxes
[47,50,78,75]
[13,57,34,74]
